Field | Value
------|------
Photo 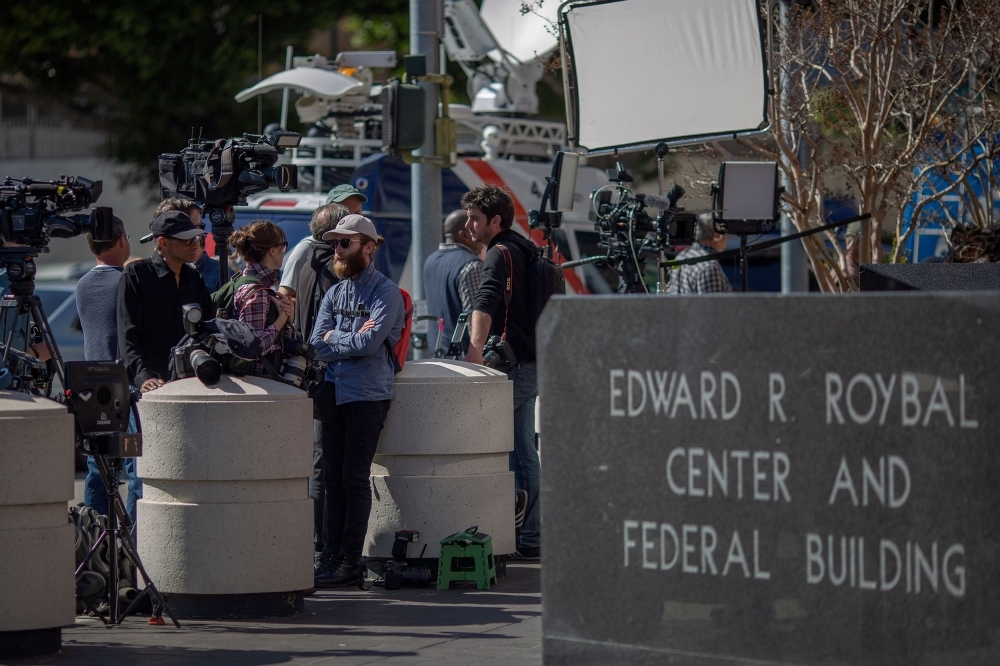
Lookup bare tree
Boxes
[737,0,1000,291]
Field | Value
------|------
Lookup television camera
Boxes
[158,129,302,283]
[0,175,115,395]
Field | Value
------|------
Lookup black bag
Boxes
[312,381,338,422]
[526,245,566,323]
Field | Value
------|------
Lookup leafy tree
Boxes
[730,0,1000,291]
[0,0,405,185]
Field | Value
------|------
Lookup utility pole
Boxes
[778,0,808,293]
[409,0,443,359]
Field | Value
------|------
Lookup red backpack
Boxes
[386,288,413,372]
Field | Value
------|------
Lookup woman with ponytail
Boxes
[229,220,295,364]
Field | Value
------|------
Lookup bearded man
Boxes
[309,214,406,588]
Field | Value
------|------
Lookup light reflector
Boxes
[562,0,768,152]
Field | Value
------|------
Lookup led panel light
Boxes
[717,161,778,221]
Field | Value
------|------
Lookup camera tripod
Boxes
[74,444,179,627]
[0,249,66,394]
[1,247,178,627]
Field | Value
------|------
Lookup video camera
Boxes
[0,175,114,274]
[170,304,262,386]
[158,130,301,209]
[158,130,303,283]
[582,163,694,293]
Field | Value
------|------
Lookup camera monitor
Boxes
[551,151,580,213]
[560,0,769,153]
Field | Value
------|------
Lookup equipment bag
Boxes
[383,288,413,373]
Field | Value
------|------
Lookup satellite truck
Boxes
[231,0,617,300]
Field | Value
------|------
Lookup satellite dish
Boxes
[480,0,559,64]
[234,67,364,103]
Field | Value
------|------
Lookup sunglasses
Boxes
[169,234,203,246]
[331,238,360,249]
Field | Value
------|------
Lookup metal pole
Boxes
[257,15,263,134]
[280,45,293,130]
[410,0,443,360]
[778,0,808,293]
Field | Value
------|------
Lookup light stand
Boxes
[655,142,670,292]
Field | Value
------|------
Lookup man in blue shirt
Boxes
[75,216,143,526]
[310,214,405,587]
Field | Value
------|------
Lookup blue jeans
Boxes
[509,362,540,549]
[83,412,142,531]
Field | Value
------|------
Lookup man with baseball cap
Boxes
[118,210,214,393]
[309,213,406,587]
[278,184,367,299]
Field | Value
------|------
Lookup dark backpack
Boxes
[495,243,565,324]
[526,245,566,323]
[212,273,279,325]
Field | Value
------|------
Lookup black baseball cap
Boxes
[139,210,204,244]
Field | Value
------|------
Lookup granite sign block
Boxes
[537,294,999,665]
[860,262,1000,291]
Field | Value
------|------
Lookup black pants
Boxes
[309,421,326,553]
[318,397,391,562]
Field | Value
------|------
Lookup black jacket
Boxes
[118,252,214,386]
[473,229,537,363]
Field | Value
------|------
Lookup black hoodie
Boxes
[473,228,537,363]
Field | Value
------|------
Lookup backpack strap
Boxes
[494,244,515,343]
[233,277,281,327]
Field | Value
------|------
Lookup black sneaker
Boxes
[315,559,362,588]
[313,553,344,578]
[510,546,540,561]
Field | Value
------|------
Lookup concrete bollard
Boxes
[0,392,74,659]
[366,360,516,559]
[137,376,312,619]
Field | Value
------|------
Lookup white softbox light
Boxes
[561,0,769,152]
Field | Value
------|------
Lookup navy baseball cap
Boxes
[139,211,204,244]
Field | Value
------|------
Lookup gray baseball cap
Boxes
[325,183,368,205]
[322,214,378,241]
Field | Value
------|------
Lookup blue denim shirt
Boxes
[310,262,405,404]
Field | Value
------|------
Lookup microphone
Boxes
[638,184,685,209]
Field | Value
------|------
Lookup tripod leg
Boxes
[116,526,181,628]
[74,530,109,577]
[106,462,120,623]
[29,297,66,390]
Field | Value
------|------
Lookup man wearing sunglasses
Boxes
[310,214,406,588]
[118,210,215,393]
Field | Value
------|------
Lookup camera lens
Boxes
[189,349,222,385]
[281,355,307,387]
[482,351,500,369]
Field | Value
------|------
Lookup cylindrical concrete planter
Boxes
[366,360,516,558]
[0,392,75,659]
[137,377,312,619]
